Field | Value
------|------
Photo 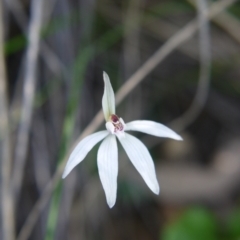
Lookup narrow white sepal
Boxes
[102,72,115,121]
[125,120,182,140]
[118,132,160,194]
[62,130,109,178]
[97,134,118,208]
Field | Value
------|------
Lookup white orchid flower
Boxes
[62,72,182,208]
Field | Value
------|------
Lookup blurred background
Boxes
[0,0,240,239]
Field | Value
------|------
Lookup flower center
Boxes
[110,114,124,133]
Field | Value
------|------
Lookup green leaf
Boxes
[161,207,218,240]
[225,208,240,239]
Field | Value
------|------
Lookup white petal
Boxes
[102,72,115,121]
[118,132,159,194]
[97,134,118,208]
[125,120,182,140]
[62,131,109,178]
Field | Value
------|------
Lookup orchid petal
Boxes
[97,134,118,208]
[125,120,182,140]
[118,132,159,194]
[62,131,109,178]
[102,72,115,121]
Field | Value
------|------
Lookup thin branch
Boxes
[188,0,240,45]
[213,11,240,44]
[4,0,68,79]
[0,2,15,240]
[16,0,238,239]
[169,0,211,131]
[12,0,45,200]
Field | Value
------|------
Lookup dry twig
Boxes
[12,0,45,201]
[5,0,67,76]
[169,0,211,131]
[188,0,240,45]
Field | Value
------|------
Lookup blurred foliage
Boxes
[161,206,240,240]
[145,1,194,18]
[161,207,218,240]
[4,35,27,55]
[225,207,240,240]
[118,179,150,206]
